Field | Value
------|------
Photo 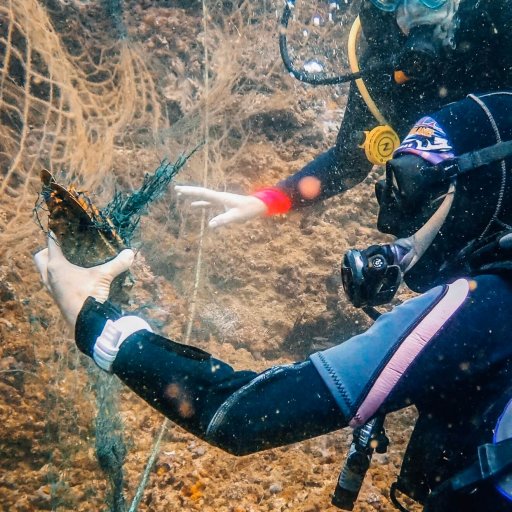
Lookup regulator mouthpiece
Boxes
[395,25,442,82]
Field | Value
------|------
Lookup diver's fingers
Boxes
[175,186,238,206]
[97,249,135,279]
[208,208,251,229]
[190,200,212,208]
[33,248,50,289]
[208,196,268,228]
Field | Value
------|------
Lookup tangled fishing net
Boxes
[0,0,162,257]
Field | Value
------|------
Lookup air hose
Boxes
[279,1,373,85]
[279,4,399,164]
[347,16,399,164]
[347,16,387,125]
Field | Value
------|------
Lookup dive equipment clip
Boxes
[332,396,389,509]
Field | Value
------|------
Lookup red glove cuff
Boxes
[252,187,292,216]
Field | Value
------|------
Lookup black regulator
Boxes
[342,244,402,311]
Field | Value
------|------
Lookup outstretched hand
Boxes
[34,235,134,327]
[175,185,268,228]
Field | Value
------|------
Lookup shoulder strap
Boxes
[431,438,512,497]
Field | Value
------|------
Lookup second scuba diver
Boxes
[174,0,512,228]
[35,91,512,511]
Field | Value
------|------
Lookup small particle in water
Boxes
[179,400,195,418]
[165,383,181,399]
[459,361,470,372]
[298,176,322,199]
[438,86,448,98]
[303,59,324,73]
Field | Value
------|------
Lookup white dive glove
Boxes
[33,235,134,327]
[175,185,268,228]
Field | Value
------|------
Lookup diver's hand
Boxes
[175,185,268,228]
[33,236,134,327]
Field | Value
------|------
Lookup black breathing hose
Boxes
[279,1,382,86]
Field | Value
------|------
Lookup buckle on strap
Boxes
[478,439,512,480]
[450,439,512,492]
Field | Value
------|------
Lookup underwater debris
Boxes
[94,372,127,512]
[39,169,127,269]
[37,153,193,303]
[102,155,191,243]
[39,155,192,260]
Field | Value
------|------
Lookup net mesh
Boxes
[0,0,162,256]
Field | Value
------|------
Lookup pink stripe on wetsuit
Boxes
[349,278,470,427]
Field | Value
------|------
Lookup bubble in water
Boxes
[303,59,324,73]
[312,14,325,27]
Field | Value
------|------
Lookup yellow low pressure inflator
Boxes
[348,16,400,165]
[360,125,400,165]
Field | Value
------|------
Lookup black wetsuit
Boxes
[277,0,512,207]
[77,272,512,511]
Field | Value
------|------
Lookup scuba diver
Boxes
[34,91,512,511]
[175,0,512,228]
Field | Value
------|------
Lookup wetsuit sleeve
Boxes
[75,274,512,456]
[274,83,376,209]
[75,298,346,455]
[310,275,512,428]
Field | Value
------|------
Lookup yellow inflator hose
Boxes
[348,16,399,165]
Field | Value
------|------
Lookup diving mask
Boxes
[369,0,448,12]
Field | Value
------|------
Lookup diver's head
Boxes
[375,93,512,293]
[367,0,461,81]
